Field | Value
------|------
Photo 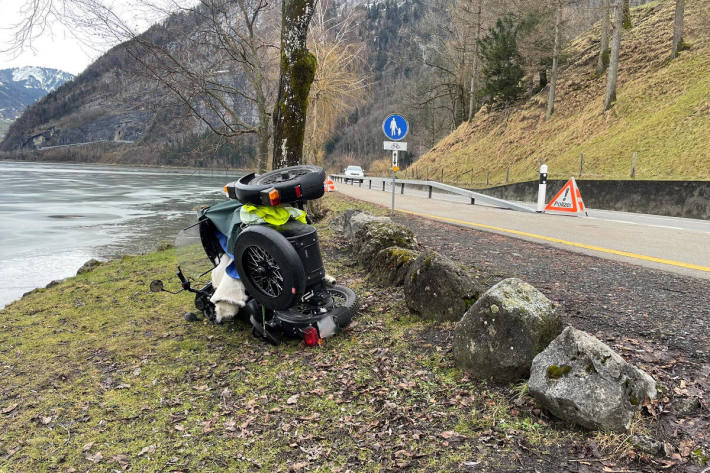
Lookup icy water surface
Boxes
[0,161,242,308]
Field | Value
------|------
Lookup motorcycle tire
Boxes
[274,285,358,338]
[234,165,326,205]
[233,225,306,310]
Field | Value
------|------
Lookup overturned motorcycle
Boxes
[150,165,357,346]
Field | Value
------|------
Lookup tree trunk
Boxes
[272,0,317,169]
[604,0,623,111]
[546,1,562,120]
[596,0,610,75]
[467,1,482,121]
[671,0,685,58]
[539,69,547,90]
[622,0,632,29]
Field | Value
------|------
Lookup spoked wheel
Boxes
[234,165,326,205]
[242,246,284,299]
[234,225,305,310]
[275,285,358,338]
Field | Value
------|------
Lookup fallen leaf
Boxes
[2,403,18,414]
[174,424,185,431]
[82,441,95,452]
[289,462,308,471]
[133,368,141,376]
[193,384,209,391]
[138,445,156,456]
[41,416,53,424]
[85,452,104,463]
[287,394,300,405]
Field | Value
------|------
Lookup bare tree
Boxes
[303,0,367,165]
[546,0,562,120]
[604,0,623,111]
[128,0,279,172]
[596,0,610,75]
[622,0,632,29]
[466,0,484,120]
[671,0,685,59]
[271,0,317,168]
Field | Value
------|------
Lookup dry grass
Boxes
[409,0,710,185]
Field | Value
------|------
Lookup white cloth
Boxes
[210,254,247,323]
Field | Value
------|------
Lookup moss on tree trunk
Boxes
[272,0,317,169]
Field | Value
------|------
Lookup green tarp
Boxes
[203,200,243,255]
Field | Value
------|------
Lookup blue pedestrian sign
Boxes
[382,114,408,141]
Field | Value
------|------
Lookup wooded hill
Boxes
[403,0,710,184]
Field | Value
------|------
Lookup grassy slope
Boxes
[0,194,640,472]
[409,0,710,184]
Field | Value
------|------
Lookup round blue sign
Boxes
[382,114,408,141]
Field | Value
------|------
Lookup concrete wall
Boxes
[476,180,710,220]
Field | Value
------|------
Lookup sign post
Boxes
[537,164,548,212]
[382,114,409,213]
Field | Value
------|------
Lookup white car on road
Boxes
[344,165,365,182]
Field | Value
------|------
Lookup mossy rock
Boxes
[453,278,562,383]
[403,250,484,322]
[352,221,415,270]
[528,326,656,432]
[369,246,420,287]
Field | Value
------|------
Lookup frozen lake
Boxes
[0,161,242,308]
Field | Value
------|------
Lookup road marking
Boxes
[397,209,710,273]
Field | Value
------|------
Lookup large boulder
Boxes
[345,212,392,240]
[369,246,420,287]
[353,221,416,269]
[453,278,562,382]
[403,250,482,322]
[528,326,656,432]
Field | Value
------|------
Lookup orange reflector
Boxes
[224,185,229,195]
[269,189,280,206]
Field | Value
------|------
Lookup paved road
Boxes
[335,181,710,279]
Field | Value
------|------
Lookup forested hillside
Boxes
[402,0,710,183]
[1,0,705,178]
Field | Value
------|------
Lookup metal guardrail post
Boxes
[428,185,433,198]
[470,197,475,205]
[382,181,386,191]
[400,183,405,194]
[368,179,372,189]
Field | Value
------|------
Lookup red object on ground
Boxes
[303,326,321,347]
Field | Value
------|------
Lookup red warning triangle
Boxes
[545,177,586,215]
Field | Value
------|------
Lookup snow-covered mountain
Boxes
[0,67,74,121]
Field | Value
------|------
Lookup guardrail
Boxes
[330,174,535,213]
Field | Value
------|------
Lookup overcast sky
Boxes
[0,0,192,75]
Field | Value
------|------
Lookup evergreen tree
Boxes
[478,15,524,105]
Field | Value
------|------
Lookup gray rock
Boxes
[674,396,701,416]
[346,212,391,240]
[403,250,482,322]
[453,278,562,383]
[528,326,656,432]
[353,221,416,270]
[329,209,362,234]
[369,246,420,287]
[631,434,663,455]
[76,258,103,275]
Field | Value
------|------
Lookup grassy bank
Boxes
[1,195,654,472]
